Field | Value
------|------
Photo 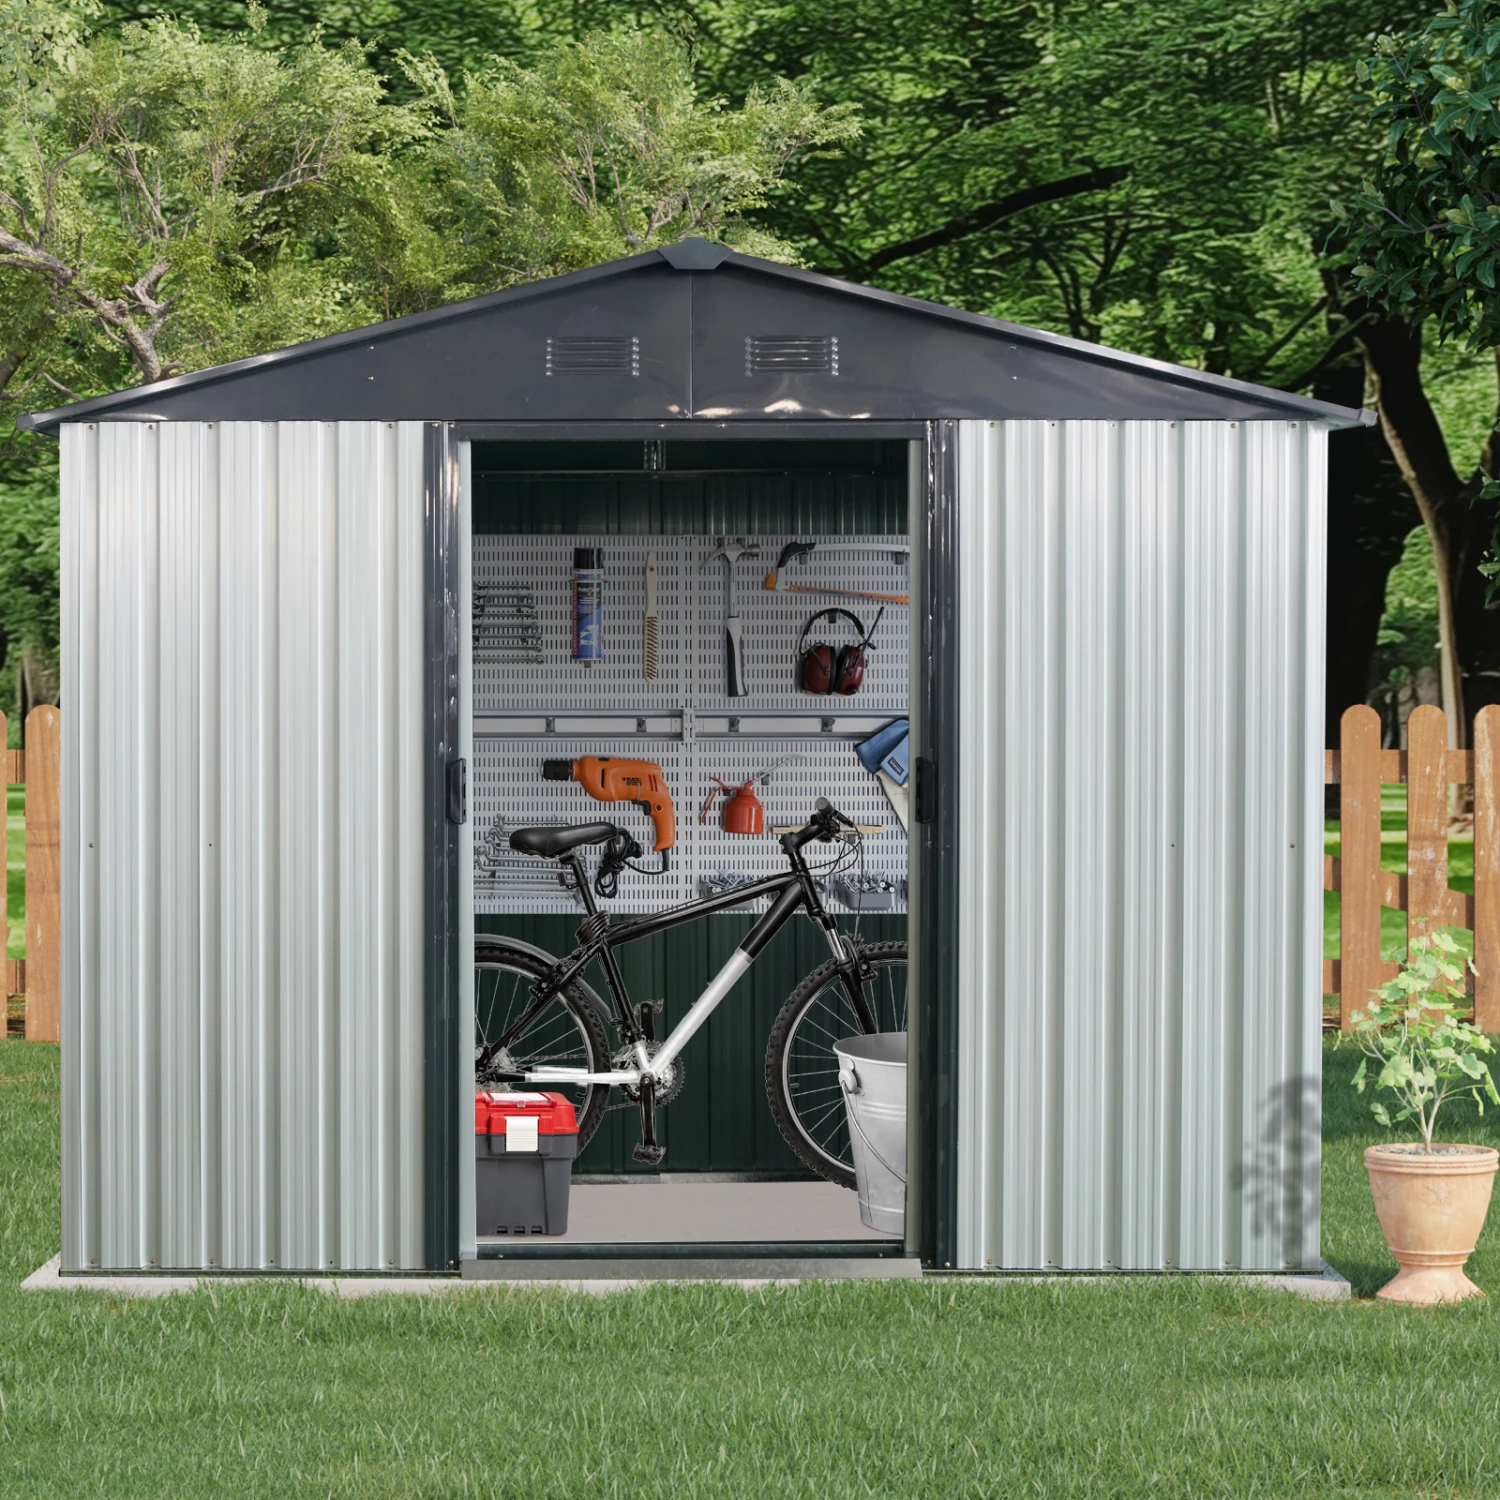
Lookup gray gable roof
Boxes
[18,239,1372,434]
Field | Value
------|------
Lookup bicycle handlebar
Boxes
[784,799,857,853]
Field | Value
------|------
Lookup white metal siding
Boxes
[60,420,427,1272]
[954,420,1325,1272]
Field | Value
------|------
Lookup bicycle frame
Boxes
[495,831,876,1093]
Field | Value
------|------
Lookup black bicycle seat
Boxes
[509,823,619,859]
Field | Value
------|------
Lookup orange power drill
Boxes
[543,756,676,867]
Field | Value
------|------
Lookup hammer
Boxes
[703,537,760,698]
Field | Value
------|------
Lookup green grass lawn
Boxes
[4,1041,1500,1497]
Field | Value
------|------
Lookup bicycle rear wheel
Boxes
[474,940,611,1150]
[765,941,908,1189]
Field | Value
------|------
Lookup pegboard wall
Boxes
[473,534,910,916]
[472,535,909,716]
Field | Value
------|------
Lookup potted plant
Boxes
[1352,932,1500,1304]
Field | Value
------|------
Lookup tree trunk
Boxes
[1356,315,1499,746]
[1317,362,1418,747]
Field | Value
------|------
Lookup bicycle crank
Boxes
[612,1042,686,1107]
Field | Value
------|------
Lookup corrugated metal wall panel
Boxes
[954,419,1325,1272]
[61,420,427,1272]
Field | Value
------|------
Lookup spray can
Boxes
[571,548,603,665]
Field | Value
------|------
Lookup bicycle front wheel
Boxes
[765,941,908,1189]
[475,940,611,1150]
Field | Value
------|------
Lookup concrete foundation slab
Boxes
[20,1253,1352,1299]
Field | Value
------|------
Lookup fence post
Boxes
[1477,705,1499,1032]
[1406,705,1448,946]
[25,706,60,1044]
[1340,704,1384,1032]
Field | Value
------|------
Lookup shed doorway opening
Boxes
[460,435,919,1270]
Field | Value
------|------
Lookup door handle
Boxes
[447,757,468,825]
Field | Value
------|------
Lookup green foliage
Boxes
[346,26,857,315]
[1340,0,1500,347]
[1351,931,1500,1147]
[1476,469,1500,599]
[1373,523,1441,679]
[0,5,405,396]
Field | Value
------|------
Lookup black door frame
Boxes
[422,419,960,1271]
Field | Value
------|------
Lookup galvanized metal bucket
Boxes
[834,1031,907,1235]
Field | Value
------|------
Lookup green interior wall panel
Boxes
[477,913,906,1176]
[471,444,909,537]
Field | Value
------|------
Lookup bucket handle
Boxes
[838,1060,907,1187]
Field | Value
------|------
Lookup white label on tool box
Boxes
[506,1116,539,1152]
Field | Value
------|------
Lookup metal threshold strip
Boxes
[473,1239,904,1260]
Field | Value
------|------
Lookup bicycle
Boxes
[474,799,908,1187]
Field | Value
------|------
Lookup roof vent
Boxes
[546,336,640,376]
[745,335,839,376]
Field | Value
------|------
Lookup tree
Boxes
[0,2,403,403]
[350,25,857,316]
[1336,0,1500,740]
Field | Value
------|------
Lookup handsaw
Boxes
[763,541,910,604]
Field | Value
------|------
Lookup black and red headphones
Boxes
[796,607,884,695]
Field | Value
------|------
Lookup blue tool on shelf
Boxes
[856,717,909,786]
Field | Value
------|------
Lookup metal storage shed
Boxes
[21,238,1370,1277]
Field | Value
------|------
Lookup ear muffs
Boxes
[796,608,882,695]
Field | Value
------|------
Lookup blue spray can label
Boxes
[572,547,603,664]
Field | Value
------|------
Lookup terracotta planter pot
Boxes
[1365,1143,1499,1304]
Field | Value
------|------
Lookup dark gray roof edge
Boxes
[15,248,670,434]
[16,236,1375,433]
[711,249,1375,430]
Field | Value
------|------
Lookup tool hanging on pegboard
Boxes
[642,550,660,681]
[700,753,805,835]
[703,537,760,698]
[764,541,910,605]
[474,582,543,663]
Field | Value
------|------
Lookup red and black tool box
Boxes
[474,1091,578,1236]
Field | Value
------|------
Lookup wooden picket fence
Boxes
[3,706,60,1043]
[1326,703,1499,1032]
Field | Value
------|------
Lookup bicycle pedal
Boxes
[631,1144,665,1167]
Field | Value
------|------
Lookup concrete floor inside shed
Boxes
[477,1178,900,1246]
